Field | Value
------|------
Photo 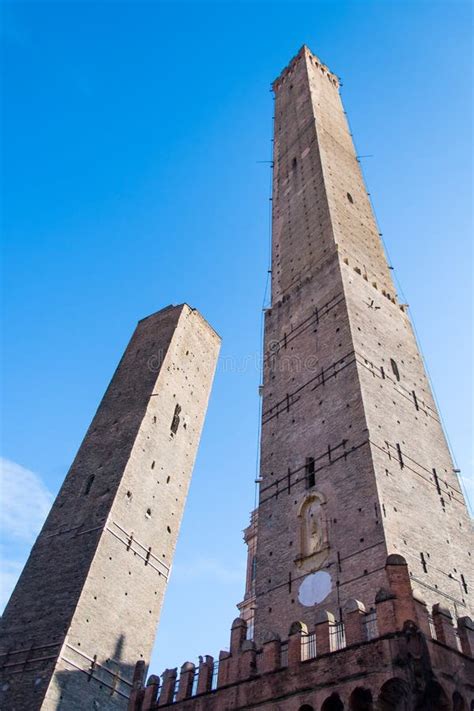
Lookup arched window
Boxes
[84,474,95,496]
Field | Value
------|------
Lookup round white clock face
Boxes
[298,570,331,606]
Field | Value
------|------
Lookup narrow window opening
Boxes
[145,508,152,519]
[292,157,297,170]
[396,443,404,469]
[420,552,427,573]
[347,192,354,204]
[390,358,400,381]
[306,457,315,488]
[170,404,181,435]
[461,573,468,594]
[84,475,95,496]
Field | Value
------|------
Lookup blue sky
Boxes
[1,0,472,677]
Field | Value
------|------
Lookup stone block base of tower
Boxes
[128,556,474,710]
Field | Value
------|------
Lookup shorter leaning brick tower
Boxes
[0,304,220,710]
[128,46,473,711]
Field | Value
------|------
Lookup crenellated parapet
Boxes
[127,556,474,710]
[272,44,339,92]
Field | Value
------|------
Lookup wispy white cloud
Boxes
[172,557,245,584]
[461,470,474,517]
[0,457,53,542]
[0,555,24,610]
[0,458,53,610]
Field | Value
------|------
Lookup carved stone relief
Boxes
[295,492,329,572]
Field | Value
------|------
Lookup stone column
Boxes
[385,555,417,629]
[457,617,474,656]
[432,604,457,649]
[158,668,177,706]
[343,599,366,645]
[176,662,195,701]
[196,655,214,695]
[217,651,231,688]
[239,640,257,680]
[314,611,334,656]
[261,635,281,674]
[142,676,160,711]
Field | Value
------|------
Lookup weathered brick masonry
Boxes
[252,44,473,643]
[129,45,473,711]
[0,304,220,710]
[2,43,472,711]
[128,556,474,709]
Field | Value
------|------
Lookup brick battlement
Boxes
[128,556,474,710]
[272,45,339,92]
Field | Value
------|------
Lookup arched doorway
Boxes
[422,680,450,711]
[378,678,410,711]
[321,693,344,711]
[453,691,466,711]
[349,686,373,710]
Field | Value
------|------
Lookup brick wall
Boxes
[0,305,220,710]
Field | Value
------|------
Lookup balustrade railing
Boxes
[364,610,378,641]
[329,622,346,652]
[301,632,317,660]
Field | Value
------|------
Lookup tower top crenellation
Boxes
[272,44,339,91]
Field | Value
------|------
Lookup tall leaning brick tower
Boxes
[249,45,472,646]
[0,304,220,710]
